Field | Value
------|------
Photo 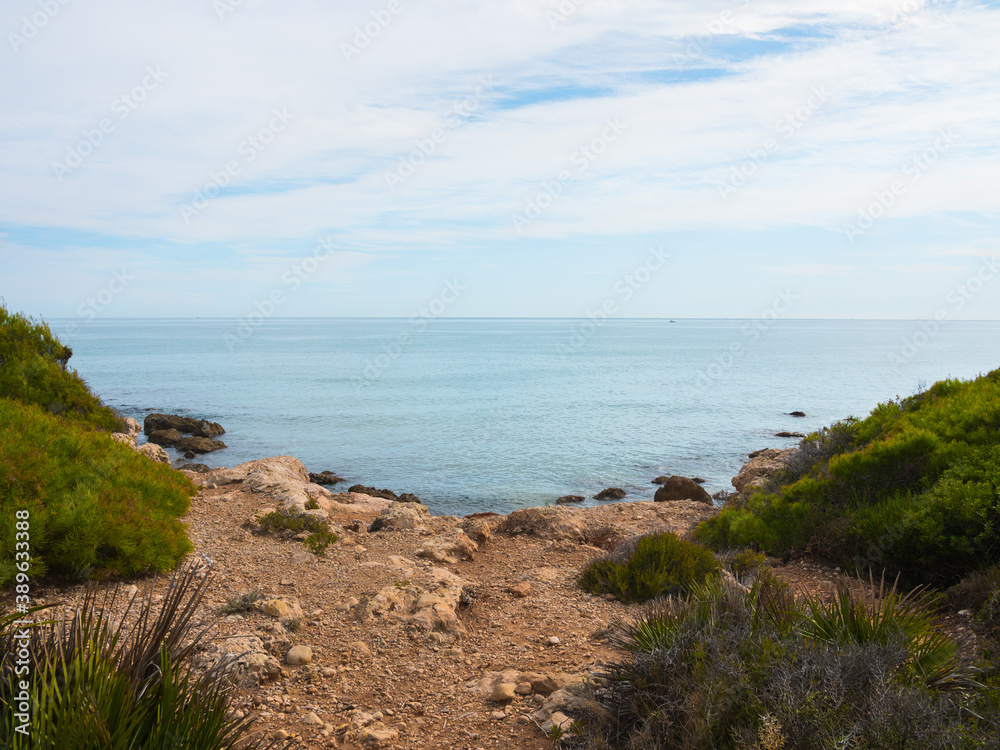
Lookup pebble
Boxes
[491,710,507,720]
[286,645,314,666]
[547,636,560,646]
[272,730,289,740]
[490,683,517,702]
[302,712,323,726]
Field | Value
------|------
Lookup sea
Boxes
[53,318,1000,517]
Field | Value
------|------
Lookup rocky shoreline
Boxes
[70,412,804,749]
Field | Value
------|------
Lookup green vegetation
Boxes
[696,370,1000,584]
[220,589,262,615]
[0,307,120,432]
[0,565,295,749]
[0,305,196,584]
[256,511,339,556]
[578,532,719,603]
[578,574,998,750]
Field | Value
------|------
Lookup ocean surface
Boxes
[54,318,1000,517]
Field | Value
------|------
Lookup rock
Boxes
[143,413,225,437]
[357,725,398,747]
[556,495,584,504]
[285,645,313,666]
[272,729,289,741]
[542,711,575,735]
[137,443,170,465]
[148,428,183,446]
[369,502,431,532]
[692,477,706,484]
[460,516,493,545]
[397,492,421,503]
[789,411,806,417]
[530,675,561,696]
[491,683,517,702]
[308,470,345,485]
[257,598,304,620]
[110,417,142,447]
[508,582,531,598]
[416,529,478,564]
[349,484,398,501]
[732,448,796,494]
[180,462,212,473]
[547,636,560,646]
[594,487,626,501]
[496,508,584,543]
[515,681,533,695]
[651,476,670,484]
[174,436,227,454]
[775,431,805,438]
[290,550,318,565]
[302,712,322,726]
[653,476,712,504]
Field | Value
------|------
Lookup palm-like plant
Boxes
[1,563,297,749]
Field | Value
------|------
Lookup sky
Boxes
[1,0,998,321]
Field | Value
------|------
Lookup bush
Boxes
[0,564,297,749]
[256,511,338,556]
[579,576,997,750]
[0,398,196,584]
[0,305,120,432]
[578,532,719,603]
[697,370,1000,584]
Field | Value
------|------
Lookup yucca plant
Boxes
[0,563,297,749]
[797,574,983,692]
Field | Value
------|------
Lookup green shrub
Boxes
[0,564,297,749]
[0,398,196,584]
[221,590,261,615]
[579,576,996,750]
[578,532,719,603]
[697,370,1000,584]
[256,511,338,556]
[0,305,120,432]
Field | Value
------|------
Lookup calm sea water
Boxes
[54,318,1000,516]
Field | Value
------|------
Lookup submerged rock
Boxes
[143,413,225,438]
[174,436,227,454]
[594,487,626,501]
[308,470,345,485]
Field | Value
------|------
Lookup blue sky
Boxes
[1,0,998,320]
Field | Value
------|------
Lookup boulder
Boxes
[179,462,211,473]
[397,493,422,504]
[460,516,493,545]
[148,428,183,446]
[594,487,626,501]
[349,484,397,501]
[654,476,712,505]
[416,529,478,564]
[137,443,170,465]
[555,495,584,504]
[174,436,227,454]
[775,431,805,438]
[111,417,142,447]
[143,413,225,437]
[369,502,431,532]
[789,411,806,418]
[285,645,313,666]
[308,470,344,485]
[732,448,796,494]
[496,508,584,544]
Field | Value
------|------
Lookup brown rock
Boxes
[594,487,626,501]
[308,470,344,485]
[496,508,584,543]
[555,495,584,504]
[732,448,796,494]
[174,436,227,454]
[137,443,170,465]
[508,582,531,598]
[654,476,712,504]
[148,428,183,446]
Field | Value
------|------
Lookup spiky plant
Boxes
[0,563,298,749]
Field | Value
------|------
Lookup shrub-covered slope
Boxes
[0,305,195,583]
[696,370,1000,584]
